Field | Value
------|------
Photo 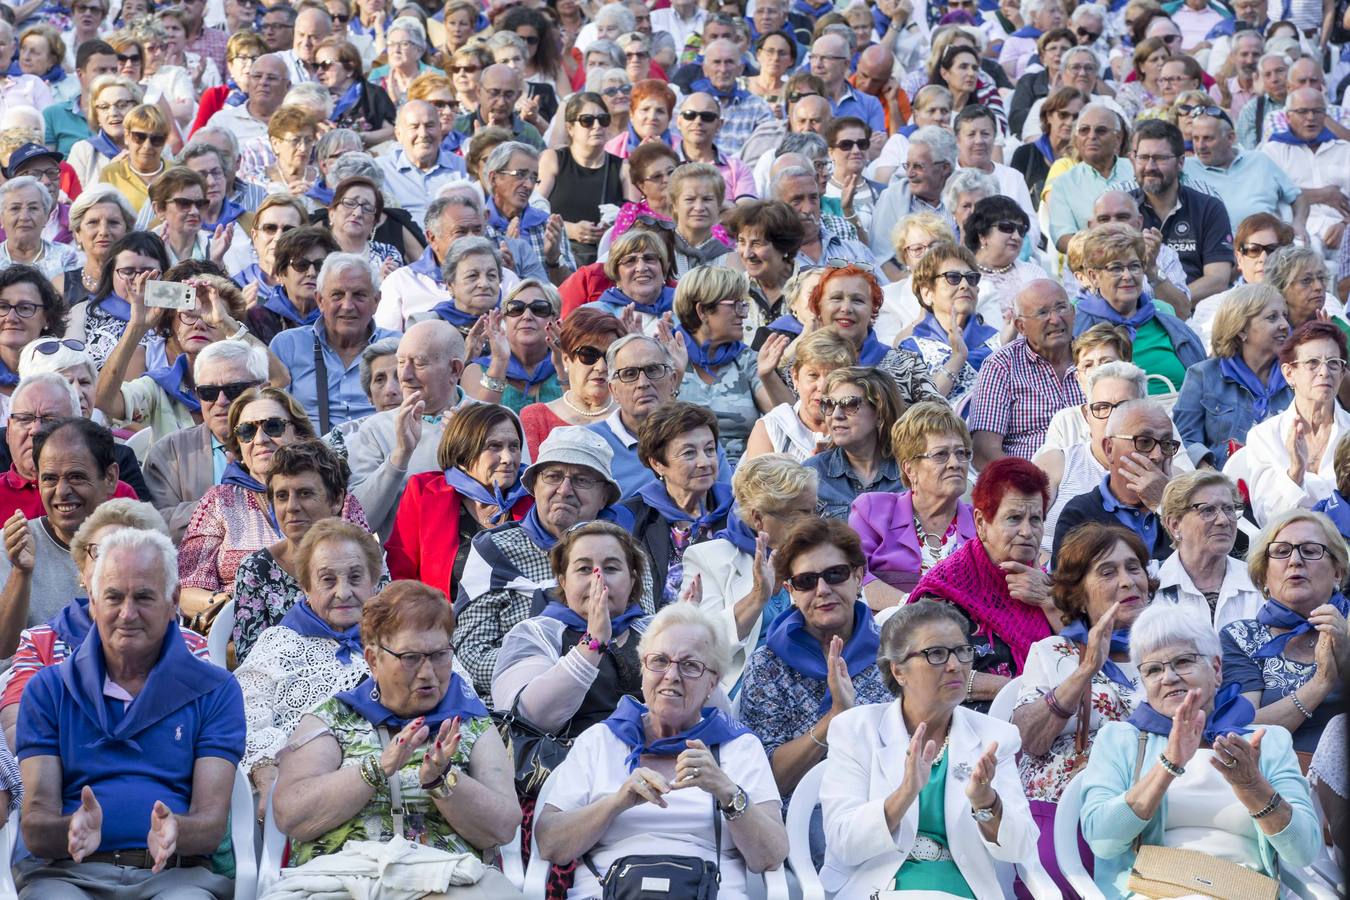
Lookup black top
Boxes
[1007,68,1050,137]
[62,268,94,308]
[1127,184,1234,283]
[559,623,643,737]
[548,148,625,227]
[0,426,149,501]
[1010,141,1054,210]
[332,80,398,134]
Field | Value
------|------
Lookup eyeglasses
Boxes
[1108,434,1181,456]
[33,338,85,355]
[938,270,981,287]
[601,83,633,97]
[290,257,325,274]
[1290,356,1346,374]
[633,214,674,231]
[1019,301,1072,321]
[0,301,40,319]
[993,221,1029,236]
[235,416,292,442]
[1087,399,1127,419]
[1187,501,1243,521]
[787,91,819,104]
[642,653,711,679]
[913,446,972,465]
[94,99,135,113]
[497,168,540,183]
[808,53,848,64]
[1288,107,1327,117]
[258,222,297,236]
[504,298,555,317]
[117,51,141,63]
[1239,241,1283,258]
[115,266,157,280]
[73,3,104,12]
[8,412,61,428]
[624,50,649,60]
[571,112,612,129]
[1100,261,1145,277]
[901,644,977,666]
[168,196,208,211]
[128,130,167,147]
[785,563,853,592]
[427,98,458,111]
[1266,541,1329,560]
[1075,124,1116,137]
[710,299,750,316]
[1134,153,1176,166]
[332,12,350,23]
[1139,652,1202,682]
[536,469,602,490]
[611,363,672,383]
[834,137,870,151]
[196,380,258,403]
[819,395,866,416]
[570,345,605,365]
[387,40,420,51]
[337,197,377,215]
[379,644,454,672]
[680,109,719,123]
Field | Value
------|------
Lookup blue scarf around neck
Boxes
[221,460,265,493]
[306,181,335,206]
[857,330,889,366]
[48,596,92,649]
[407,245,443,285]
[279,599,363,664]
[145,353,200,413]
[790,0,835,18]
[636,479,733,533]
[765,601,879,713]
[331,81,362,121]
[602,695,753,772]
[1077,291,1157,339]
[712,504,758,557]
[1314,491,1350,540]
[767,314,803,336]
[88,129,120,158]
[1254,592,1350,658]
[676,325,743,376]
[689,76,747,106]
[1218,355,1287,421]
[444,464,528,525]
[431,299,481,330]
[8,60,65,83]
[1059,617,1136,690]
[598,285,674,319]
[539,600,646,637]
[1033,134,1057,162]
[1268,126,1336,147]
[336,672,488,733]
[96,293,131,322]
[0,358,17,388]
[471,352,557,390]
[910,312,997,372]
[263,287,320,327]
[202,198,245,233]
[1127,682,1255,742]
[518,505,635,551]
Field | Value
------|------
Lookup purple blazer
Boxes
[849,490,978,593]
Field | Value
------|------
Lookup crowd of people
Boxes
[0,0,1341,895]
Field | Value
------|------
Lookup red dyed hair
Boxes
[1279,320,1348,366]
[630,78,676,114]
[559,307,628,356]
[806,264,884,322]
[972,456,1050,520]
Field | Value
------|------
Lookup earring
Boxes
[369,683,381,701]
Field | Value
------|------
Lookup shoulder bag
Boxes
[492,694,575,799]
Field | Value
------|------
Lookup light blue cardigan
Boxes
[1079,721,1319,899]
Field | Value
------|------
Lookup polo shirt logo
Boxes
[1175,221,1190,235]
[175,725,182,742]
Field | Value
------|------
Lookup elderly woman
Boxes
[1038,324,1132,453]
[1221,509,1350,754]
[387,403,532,598]
[519,307,625,451]
[624,402,733,605]
[586,228,674,334]
[368,17,433,104]
[804,367,905,520]
[0,177,76,285]
[942,168,998,243]
[668,162,733,275]
[744,329,856,463]
[66,75,140,193]
[1189,213,1292,350]
[239,211,330,345]
[180,144,247,246]
[1081,602,1319,898]
[536,92,630,269]
[178,387,368,620]
[70,231,169,372]
[0,265,66,401]
[255,106,323,208]
[722,200,803,338]
[230,439,359,663]
[237,518,383,811]
[447,47,489,118]
[1175,284,1293,468]
[593,68,634,140]
[606,142,679,250]
[820,599,1036,897]
[680,454,818,691]
[1013,523,1149,894]
[1074,225,1206,394]
[535,601,787,899]
[1155,471,1263,629]
[900,241,1001,409]
[672,268,790,462]
[430,236,502,336]
[877,212,955,343]
[603,78,675,159]
[314,36,396,148]
[1011,86,1088,204]
[1265,244,1338,333]
[1007,27,1076,136]
[911,457,1058,696]
[0,23,51,115]
[271,582,523,895]
[1115,36,1171,118]
[16,25,71,99]
[966,196,1047,324]
[146,167,217,266]
[328,174,404,272]
[851,402,978,609]
[463,279,562,412]
[97,103,170,215]
[1237,321,1350,526]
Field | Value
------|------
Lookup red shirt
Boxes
[0,465,139,521]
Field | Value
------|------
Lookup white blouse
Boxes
[1233,403,1350,526]
[1164,749,1264,869]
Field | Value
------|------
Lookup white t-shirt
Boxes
[544,725,780,899]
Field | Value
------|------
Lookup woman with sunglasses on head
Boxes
[463,279,564,414]
[66,75,141,195]
[1188,213,1293,351]
[96,102,170,216]
[519,307,625,453]
[313,36,397,149]
[178,386,370,620]
[537,92,632,268]
[804,367,906,521]
[738,517,892,797]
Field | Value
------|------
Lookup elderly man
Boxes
[279,5,329,83]
[1236,52,1289,148]
[770,159,873,269]
[970,279,1083,469]
[1184,107,1308,238]
[1047,103,1133,252]
[483,141,574,286]
[180,0,227,70]
[744,72,828,183]
[869,125,956,259]
[1052,399,1177,564]
[810,32,884,134]
[205,52,290,145]
[453,427,650,696]
[1252,57,1350,143]
[1260,87,1350,253]
[375,101,469,229]
[1204,0,1269,74]
[347,320,470,539]
[850,44,909,136]
[1086,190,1192,314]
[676,92,756,200]
[143,341,268,540]
[685,38,773,155]
[451,63,544,149]
[0,416,129,658]
[15,527,243,900]
[270,253,400,433]
[244,225,339,346]
[42,40,117,156]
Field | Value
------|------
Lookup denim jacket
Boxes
[1172,357,1293,467]
[803,447,903,520]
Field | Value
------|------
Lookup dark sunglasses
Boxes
[818,395,866,416]
[130,130,167,146]
[994,221,1029,236]
[258,222,297,235]
[117,51,142,63]
[33,338,86,355]
[1240,241,1284,258]
[1076,27,1101,40]
[571,112,612,128]
[504,299,555,317]
[313,60,340,71]
[680,109,719,123]
[197,380,259,403]
[168,197,208,211]
[939,270,981,287]
[834,138,870,151]
[787,91,819,103]
[332,12,350,22]
[290,257,324,273]
[519,33,539,45]
[786,563,853,592]
[450,64,481,74]
[235,417,291,442]
[572,345,605,365]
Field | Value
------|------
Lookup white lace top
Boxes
[1312,714,1347,799]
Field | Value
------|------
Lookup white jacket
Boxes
[818,701,1038,899]
[1230,403,1350,527]
[680,538,756,692]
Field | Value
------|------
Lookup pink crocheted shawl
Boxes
[610,201,732,247]
[909,537,1051,674]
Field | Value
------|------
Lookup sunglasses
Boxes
[290,257,324,273]
[33,338,86,355]
[1076,27,1101,40]
[235,416,292,442]
[785,563,853,592]
[680,109,719,123]
[258,222,297,236]
[939,270,982,287]
[834,138,870,151]
[634,214,675,231]
[117,51,141,63]
[129,130,167,147]
[787,91,819,104]
[197,380,258,403]
[819,395,866,416]
[504,299,555,317]
[571,345,605,365]
[994,221,1028,236]
[571,112,612,128]
[168,197,208,210]
[450,65,481,74]
[313,60,340,71]
[601,83,633,97]
[1240,241,1284,258]
[332,12,350,22]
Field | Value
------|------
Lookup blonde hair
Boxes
[86,74,143,132]
[1065,229,1092,278]
[69,499,169,565]
[674,266,749,333]
[1160,470,1240,535]
[1073,323,1133,364]
[1081,224,1147,270]
[789,328,857,373]
[124,103,169,137]
[731,453,819,518]
[891,401,972,488]
[823,366,905,458]
[1211,283,1284,360]
[666,162,725,209]
[604,228,670,282]
[1247,510,1350,592]
[889,211,955,261]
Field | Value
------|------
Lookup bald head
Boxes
[1288,56,1325,90]
[1014,278,1075,358]
[854,45,894,95]
[790,94,832,133]
[480,64,523,127]
[1103,399,1175,491]
[397,99,444,166]
[1091,191,1142,229]
[397,320,465,411]
[1286,86,1329,139]
[703,38,742,90]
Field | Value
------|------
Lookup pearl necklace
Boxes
[81,267,99,291]
[561,391,614,417]
[931,732,951,767]
[978,260,1016,275]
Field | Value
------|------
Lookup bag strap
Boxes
[1130,730,1149,854]
[375,726,406,839]
[313,335,331,436]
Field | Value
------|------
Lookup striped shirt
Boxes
[716,92,775,157]
[967,337,1084,459]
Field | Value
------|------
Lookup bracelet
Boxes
[1043,688,1073,719]
[1158,753,1185,777]
[808,724,828,751]
[1290,690,1315,720]
[579,632,608,652]
[359,755,384,790]
[965,668,976,699]
[1250,791,1282,819]
[479,374,507,393]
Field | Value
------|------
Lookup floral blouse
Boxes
[1221,618,1342,753]
[289,697,493,865]
[1013,635,1140,803]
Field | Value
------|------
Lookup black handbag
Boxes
[582,748,723,899]
[492,695,574,798]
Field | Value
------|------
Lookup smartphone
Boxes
[144,280,194,311]
[750,325,775,352]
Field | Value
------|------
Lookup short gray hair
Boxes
[92,527,178,605]
[317,252,380,295]
[1087,360,1147,398]
[1264,245,1326,291]
[1128,602,1221,667]
[326,151,383,190]
[1063,45,1100,71]
[426,191,482,234]
[189,126,240,171]
[388,15,427,48]
[317,128,362,163]
[441,236,502,283]
[12,372,79,416]
[69,185,134,233]
[594,2,637,32]
[778,131,828,160]
[585,66,629,93]
[1104,398,1166,435]
[0,176,53,216]
[636,602,732,682]
[194,338,268,384]
[1070,2,1105,25]
[1021,0,1057,20]
[909,125,958,168]
[282,81,333,117]
[360,336,401,398]
[584,39,624,68]
[769,165,816,200]
[605,332,671,373]
[941,167,997,212]
[487,30,527,55]
[878,598,970,694]
[484,140,540,177]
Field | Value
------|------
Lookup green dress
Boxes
[892,752,977,897]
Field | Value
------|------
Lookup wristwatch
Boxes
[479,374,507,393]
[720,786,749,820]
[970,796,999,823]
[424,765,461,800]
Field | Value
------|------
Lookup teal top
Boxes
[893,751,976,897]
[499,377,562,415]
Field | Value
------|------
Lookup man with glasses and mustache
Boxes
[683,38,772,156]
[204,52,290,145]
[375,100,468,230]
[1260,87,1350,255]
[143,340,267,540]
[42,39,117,156]
[1052,399,1178,565]
[451,63,544,149]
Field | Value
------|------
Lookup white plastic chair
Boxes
[257,785,286,896]
[0,811,18,900]
[207,600,235,669]
[229,765,258,900]
[1053,775,1105,900]
[986,676,1023,723]
[121,426,154,464]
[784,761,826,900]
[498,824,524,890]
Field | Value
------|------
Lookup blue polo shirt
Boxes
[271,320,401,430]
[1097,474,1159,550]
[588,409,730,499]
[829,85,885,135]
[1182,151,1301,232]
